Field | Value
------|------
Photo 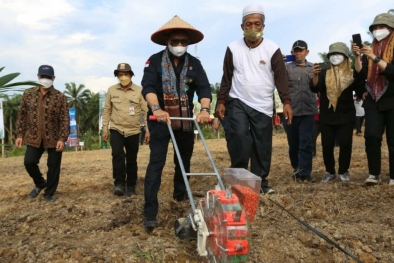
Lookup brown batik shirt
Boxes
[16,86,70,148]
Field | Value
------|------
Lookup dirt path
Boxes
[0,133,393,262]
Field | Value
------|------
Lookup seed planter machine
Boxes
[150,116,261,263]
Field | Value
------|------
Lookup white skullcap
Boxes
[242,4,264,17]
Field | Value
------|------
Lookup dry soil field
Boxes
[0,132,393,263]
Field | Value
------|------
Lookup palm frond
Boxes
[2,81,41,88]
[0,73,20,87]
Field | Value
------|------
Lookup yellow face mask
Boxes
[119,75,131,86]
[243,29,263,42]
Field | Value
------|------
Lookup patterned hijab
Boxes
[161,48,191,131]
[325,58,354,111]
[366,31,394,101]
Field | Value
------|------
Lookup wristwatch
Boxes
[151,104,161,111]
[200,107,211,114]
[373,56,381,64]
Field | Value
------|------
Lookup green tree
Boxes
[210,82,220,114]
[63,82,90,137]
[80,90,99,135]
[210,82,220,94]
[0,67,40,95]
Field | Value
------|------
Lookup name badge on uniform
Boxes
[129,106,135,116]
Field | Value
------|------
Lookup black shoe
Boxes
[126,185,136,197]
[44,195,56,202]
[144,217,158,228]
[299,176,316,183]
[261,186,275,194]
[174,192,189,202]
[113,185,125,196]
[291,168,302,179]
[28,186,44,198]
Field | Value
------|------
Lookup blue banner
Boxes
[66,108,78,147]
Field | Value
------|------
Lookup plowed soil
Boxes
[0,132,393,263]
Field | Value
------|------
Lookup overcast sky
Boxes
[1,0,392,95]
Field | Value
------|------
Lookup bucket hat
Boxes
[113,63,134,77]
[369,13,394,32]
[327,42,350,58]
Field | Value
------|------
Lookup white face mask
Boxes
[38,78,54,88]
[168,45,187,57]
[329,54,345,66]
[373,28,390,41]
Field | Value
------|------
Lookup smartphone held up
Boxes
[317,62,331,70]
[352,33,363,49]
[284,55,296,62]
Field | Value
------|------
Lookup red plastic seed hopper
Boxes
[149,116,261,262]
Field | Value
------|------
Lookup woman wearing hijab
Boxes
[353,13,394,186]
[310,42,366,183]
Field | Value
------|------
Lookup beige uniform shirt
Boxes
[102,83,148,137]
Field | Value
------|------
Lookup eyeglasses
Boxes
[169,39,189,46]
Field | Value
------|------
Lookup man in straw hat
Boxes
[102,63,149,197]
[141,15,212,228]
[353,12,394,186]
[216,3,293,194]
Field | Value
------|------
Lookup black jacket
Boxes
[310,64,366,125]
[141,49,212,117]
[362,55,394,112]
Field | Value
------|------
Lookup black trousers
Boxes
[364,109,394,178]
[226,98,273,187]
[24,142,62,196]
[140,126,146,145]
[144,121,194,218]
[355,116,364,134]
[312,120,321,155]
[320,122,354,174]
[110,130,139,187]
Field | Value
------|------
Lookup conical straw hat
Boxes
[151,15,204,46]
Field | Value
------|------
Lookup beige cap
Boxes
[151,15,204,46]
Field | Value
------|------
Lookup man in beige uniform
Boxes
[102,63,149,197]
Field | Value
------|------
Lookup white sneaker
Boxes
[321,172,337,183]
[389,179,394,185]
[339,172,350,183]
[365,175,381,185]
